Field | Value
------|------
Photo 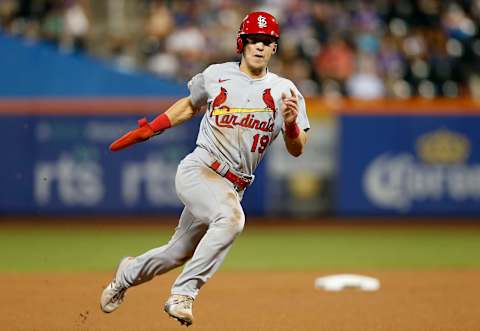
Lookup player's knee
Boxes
[171,251,193,266]
[163,246,194,267]
[228,207,245,236]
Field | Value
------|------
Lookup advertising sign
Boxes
[337,114,480,215]
[0,115,265,215]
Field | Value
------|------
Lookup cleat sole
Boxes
[164,307,192,327]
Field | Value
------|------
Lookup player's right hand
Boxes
[109,118,160,152]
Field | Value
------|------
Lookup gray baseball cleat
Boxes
[164,294,194,326]
[100,256,134,313]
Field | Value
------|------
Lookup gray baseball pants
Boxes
[119,148,246,299]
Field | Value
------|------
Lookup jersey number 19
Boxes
[251,134,270,153]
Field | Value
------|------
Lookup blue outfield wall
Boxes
[0,33,187,97]
[336,114,480,216]
[0,35,269,216]
[0,115,266,216]
[5,33,480,217]
[0,35,267,215]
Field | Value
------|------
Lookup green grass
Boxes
[1,226,480,272]
[227,228,480,270]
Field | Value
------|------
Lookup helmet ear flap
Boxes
[236,36,244,54]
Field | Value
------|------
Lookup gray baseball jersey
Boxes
[189,61,310,176]
[117,62,310,301]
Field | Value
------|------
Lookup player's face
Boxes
[242,34,277,73]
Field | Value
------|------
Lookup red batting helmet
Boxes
[236,11,280,54]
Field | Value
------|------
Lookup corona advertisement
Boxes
[337,103,480,215]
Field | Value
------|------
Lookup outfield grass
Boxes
[1,226,480,272]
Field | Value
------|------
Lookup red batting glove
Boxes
[109,118,158,152]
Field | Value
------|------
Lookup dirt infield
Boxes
[2,270,480,331]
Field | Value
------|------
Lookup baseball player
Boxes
[100,11,309,326]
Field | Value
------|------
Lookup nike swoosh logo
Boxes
[218,78,230,83]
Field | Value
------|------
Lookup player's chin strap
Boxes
[210,161,253,192]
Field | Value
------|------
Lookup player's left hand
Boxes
[281,88,298,125]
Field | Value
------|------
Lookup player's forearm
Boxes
[284,129,307,157]
[163,97,199,127]
[109,97,199,151]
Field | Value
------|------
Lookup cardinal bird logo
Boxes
[210,87,228,116]
[262,88,276,119]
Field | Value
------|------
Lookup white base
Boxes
[314,274,380,291]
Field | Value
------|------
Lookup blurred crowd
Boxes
[2,0,480,98]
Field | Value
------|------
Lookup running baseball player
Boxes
[100,11,309,326]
